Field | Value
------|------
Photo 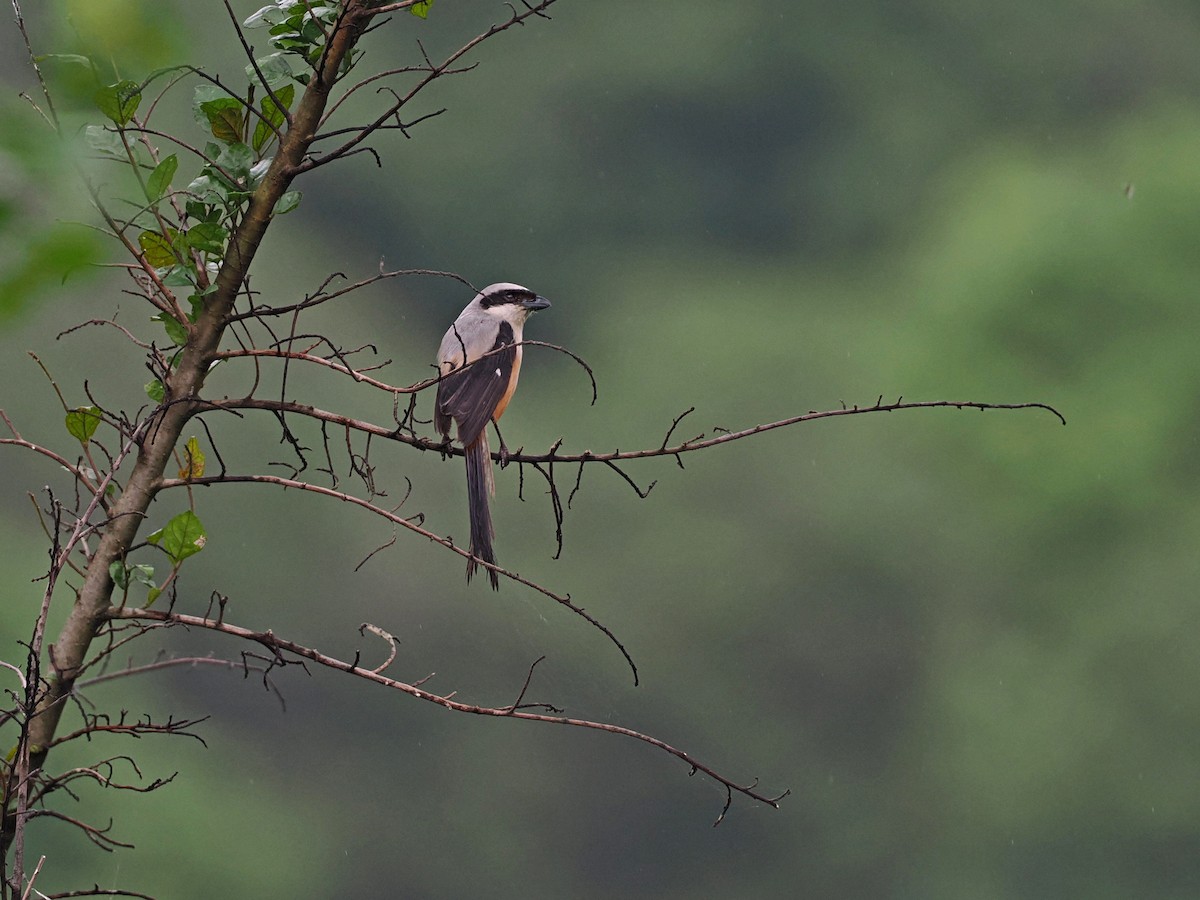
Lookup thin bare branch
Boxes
[49,713,209,750]
[56,318,152,349]
[320,64,429,128]
[26,811,133,852]
[77,655,275,691]
[104,607,784,819]
[42,888,157,900]
[213,348,405,391]
[10,0,59,129]
[304,0,561,171]
[227,266,471,322]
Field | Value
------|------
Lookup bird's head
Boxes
[474,282,551,324]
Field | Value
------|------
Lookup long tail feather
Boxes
[464,433,499,589]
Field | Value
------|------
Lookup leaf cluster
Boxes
[245,1,358,82]
[78,51,307,393]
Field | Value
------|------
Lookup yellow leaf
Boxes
[179,436,206,479]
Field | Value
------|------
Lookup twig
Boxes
[357,623,398,674]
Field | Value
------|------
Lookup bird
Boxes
[435,282,551,589]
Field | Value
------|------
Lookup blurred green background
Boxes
[3,1,1199,897]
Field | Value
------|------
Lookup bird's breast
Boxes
[492,344,523,422]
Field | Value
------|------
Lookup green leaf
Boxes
[146,586,162,607]
[36,53,94,69]
[269,82,296,115]
[83,125,125,159]
[108,560,126,589]
[184,221,228,255]
[247,52,294,89]
[109,561,155,591]
[179,436,206,479]
[243,7,273,29]
[93,80,141,125]
[410,0,434,18]
[273,190,302,215]
[146,379,165,402]
[252,120,272,155]
[192,86,241,133]
[215,142,255,183]
[244,2,289,28]
[185,174,227,206]
[201,98,246,144]
[184,200,209,222]
[138,229,180,267]
[147,510,207,565]
[299,16,324,42]
[310,3,339,24]
[65,406,102,444]
[162,264,199,287]
[151,312,188,346]
[145,154,179,201]
[253,83,294,152]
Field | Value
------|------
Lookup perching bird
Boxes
[435,282,551,588]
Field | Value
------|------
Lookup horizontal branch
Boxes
[42,887,157,899]
[103,606,786,822]
[561,396,1068,463]
[207,395,1064,465]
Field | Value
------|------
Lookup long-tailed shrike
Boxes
[435,283,551,588]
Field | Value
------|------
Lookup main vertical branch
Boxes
[9,1,372,851]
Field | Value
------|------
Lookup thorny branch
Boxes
[104,606,788,823]
[205,390,1063,561]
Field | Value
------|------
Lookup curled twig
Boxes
[358,622,399,674]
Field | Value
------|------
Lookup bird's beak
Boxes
[522,295,551,311]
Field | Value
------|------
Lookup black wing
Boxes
[435,321,516,446]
